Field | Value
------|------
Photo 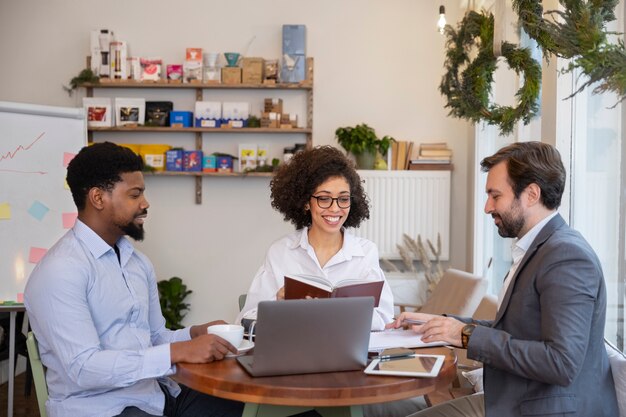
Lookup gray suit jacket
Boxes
[464,214,618,417]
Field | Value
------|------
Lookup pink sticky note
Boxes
[17,293,24,303]
[63,152,76,167]
[62,212,78,229]
[29,247,47,264]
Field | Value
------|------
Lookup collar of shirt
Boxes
[514,211,559,258]
[290,228,365,261]
[74,219,134,264]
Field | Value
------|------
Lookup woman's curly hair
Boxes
[270,145,370,230]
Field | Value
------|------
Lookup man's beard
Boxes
[121,221,145,241]
[493,199,525,238]
[119,211,147,241]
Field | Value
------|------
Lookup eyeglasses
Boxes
[310,195,352,209]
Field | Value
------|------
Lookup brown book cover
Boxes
[409,162,454,171]
[419,149,452,157]
[284,275,383,307]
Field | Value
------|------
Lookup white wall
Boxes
[0,0,472,325]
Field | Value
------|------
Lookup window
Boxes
[473,1,624,351]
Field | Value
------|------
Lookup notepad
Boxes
[368,329,447,352]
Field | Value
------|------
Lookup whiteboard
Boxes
[0,101,87,301]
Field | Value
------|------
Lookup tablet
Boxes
[364,354,445,378]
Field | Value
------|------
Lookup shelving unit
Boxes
[81,61,314,204]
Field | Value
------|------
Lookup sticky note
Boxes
[63,152,76,167]
[29,247,47,263]
[16,293,24,303]
[62,212,77,229]
[0,202,10,220]
[28,200,49,221]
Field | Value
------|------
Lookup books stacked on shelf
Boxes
[390,140,414,170]
[409,142,453,171]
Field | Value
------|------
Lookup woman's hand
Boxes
[276,286,285,300]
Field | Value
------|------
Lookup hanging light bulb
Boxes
[437,5,447,34]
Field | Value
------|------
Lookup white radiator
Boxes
[351,170,451,260]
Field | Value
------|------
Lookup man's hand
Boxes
[385,312,466,347]
[190,320,228,338]
[417,316,465,347]
[170,334,237,364]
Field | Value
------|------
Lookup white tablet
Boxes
[364,354,445,378]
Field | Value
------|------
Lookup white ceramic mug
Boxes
[207,324,244,348]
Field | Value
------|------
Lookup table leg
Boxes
[242,403,315,417]
[317,405,364,417]
[8,311,16,417]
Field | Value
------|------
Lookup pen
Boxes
[403,318,426,325]
[379,353,416,361]
[392,317,426,325]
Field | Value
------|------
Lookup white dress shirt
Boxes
[236,228,395,330]
[24,219,190,417]
[497,211,558,311]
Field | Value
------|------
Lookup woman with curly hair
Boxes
[236,146,394,330]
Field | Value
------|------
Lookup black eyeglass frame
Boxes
[310,195,352,209]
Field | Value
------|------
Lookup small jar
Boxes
[283,147,295,163]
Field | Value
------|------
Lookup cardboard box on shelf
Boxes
[140,144,171,171]
[261,112,279,128]
[166,149,184,171]
[282,24,306,55]
[83,97,114,127]
[242,57,264,84]
[221,67,242,85]
[203,155,217,172]
[239,143,257,172]
[264,98,283,114]
[183,150,203,172]
[217,156,233,172]
[195,102,221,128]
[170,111,193,128]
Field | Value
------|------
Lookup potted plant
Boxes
[157,276,192,330]
[335,123,395,169]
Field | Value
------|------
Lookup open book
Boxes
[284,274,384,307]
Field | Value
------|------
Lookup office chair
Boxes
[26,332,48,417]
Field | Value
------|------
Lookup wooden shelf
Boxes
[147,171,273,177]
[84,58,314,204]
[81,81,312,90]
[88,127,312,134]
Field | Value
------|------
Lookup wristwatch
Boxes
[461,324,476,349]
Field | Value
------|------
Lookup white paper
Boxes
[368,329,447,352]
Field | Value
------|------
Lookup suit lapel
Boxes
[493,214,566,325]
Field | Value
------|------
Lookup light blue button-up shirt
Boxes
[25,219,190,417]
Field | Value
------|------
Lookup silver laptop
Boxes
[237,297,374,377]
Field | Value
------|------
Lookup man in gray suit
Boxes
[392,142,619,417]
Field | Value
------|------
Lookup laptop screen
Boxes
[238,297,374,377]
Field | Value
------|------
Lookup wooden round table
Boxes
[175,346,457,417]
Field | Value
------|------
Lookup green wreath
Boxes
[439,11,541,135]
[513,0,625,100]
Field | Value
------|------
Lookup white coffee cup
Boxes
[207,324,244,348]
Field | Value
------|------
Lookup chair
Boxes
[425,294,496,407]
[605,338,625,417]
[26,332,48,417]
[238,294,247,312]
[398,268,488,317]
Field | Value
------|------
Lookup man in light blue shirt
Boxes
[25,142,244,417]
